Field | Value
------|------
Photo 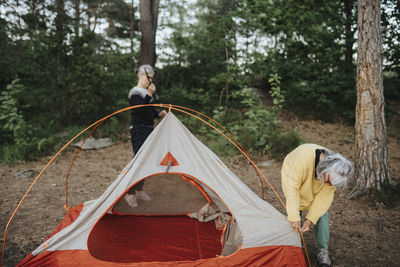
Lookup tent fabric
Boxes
[19,246,305,267]
[18,112,306,266]
[87,215,222,263]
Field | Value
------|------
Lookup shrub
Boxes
[265,130,302,162]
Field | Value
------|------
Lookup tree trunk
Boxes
[74,0,80,37]
[55,0,68,118]
[129,0,135,71]
[27,0,38,40]
[349,0,391,199]
[138,0,159,66]
[344,0,355,74]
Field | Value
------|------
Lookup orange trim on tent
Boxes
[179,174,212,203]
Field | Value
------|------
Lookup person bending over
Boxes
[125,64,166,207]
[281,144,353,267]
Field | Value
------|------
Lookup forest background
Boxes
[1,1,400,266]
[0,0,399,164]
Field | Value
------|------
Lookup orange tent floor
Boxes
[87,215,223,263]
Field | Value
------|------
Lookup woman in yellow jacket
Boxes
[281,144,353,267]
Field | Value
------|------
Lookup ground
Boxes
[1,116,400,267]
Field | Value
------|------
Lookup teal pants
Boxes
[315,212,329,250]
[301,211,329,250]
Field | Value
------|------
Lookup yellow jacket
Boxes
[281,144,335,224]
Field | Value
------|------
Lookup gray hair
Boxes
[316,151,354,190]
[137,64,154,76]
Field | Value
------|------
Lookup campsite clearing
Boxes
[1,117,400,266]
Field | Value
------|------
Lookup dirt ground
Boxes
[1,117,400,267]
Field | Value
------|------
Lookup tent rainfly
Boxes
[18,112,306,266]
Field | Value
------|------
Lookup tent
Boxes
[18,112,306,266]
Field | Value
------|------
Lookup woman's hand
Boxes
[300,219,312,232]
[147,84,156,96]
[290,221,301,232]
[160,110,167,117]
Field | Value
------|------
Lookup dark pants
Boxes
[127,124,153,194]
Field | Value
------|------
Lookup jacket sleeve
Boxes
[305,185,335,224]
[130,94,152,106]
[281,165,302,222]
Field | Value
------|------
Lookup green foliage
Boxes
[0,79,35,162]
[382,0,400,77]
[0,79,62,162]
[1,0,399,163]
[0,79,26,142]
[190,75,301,160]
[95,116,129,141]
[268,73,284,113]
[202,104,302,161]
[230,87,258,108]
[0,1,137,162]
[244,0,358,121]
[158,0,248,110]
[264,130,302,162]
[240,105,277,149]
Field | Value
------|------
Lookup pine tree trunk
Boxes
[129,0,135,71]
[74,0,80,37]
[55,0,68,118]
[349,0,391,199]
[138,0,159,66]
[344,0,355,75]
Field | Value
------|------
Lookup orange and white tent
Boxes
[18,112,306,266]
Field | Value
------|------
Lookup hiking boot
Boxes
[125,194,138,207]
[317,249,331,267]
[135,190,151,201]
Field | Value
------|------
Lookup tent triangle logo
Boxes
[160,152,179,166]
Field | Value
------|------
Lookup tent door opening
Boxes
[87,173,240,263]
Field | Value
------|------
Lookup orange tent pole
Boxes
[64,118,106,211]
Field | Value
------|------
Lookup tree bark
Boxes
[350,0,391,199]
[74,0,80,37]
[344,0,355,74]
[130,0,135,55]
[129,0,135,71]
[138,0,159,66]
[54,0,68,117]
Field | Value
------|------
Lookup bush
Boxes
[265,130,302,162]
[183,74,303,161]
[95,116,129,141]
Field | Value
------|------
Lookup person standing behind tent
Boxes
[281,144,353,267]
[125,64,167,208]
